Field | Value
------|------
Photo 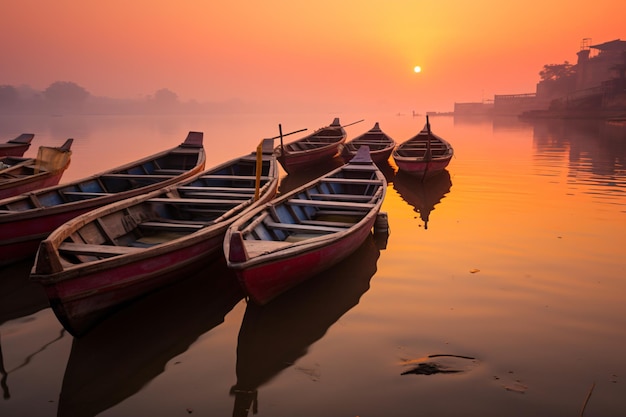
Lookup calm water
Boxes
[1,113,625,417]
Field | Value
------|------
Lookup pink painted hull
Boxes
[0,144,30,158]
[0,171,65,200]
[39,233,225,336]
[394,156,452,178]
[236,217,376,305]
[0,208,95,266]
[279,144,343,174]
[0,135,205,266]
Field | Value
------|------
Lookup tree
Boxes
[539,62,576,82]
[0,85,19,107]
[153,88,178,105]
[43,81,90,104]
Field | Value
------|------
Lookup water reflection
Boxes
[393,170,452,229]
[531,119,626,207]
[0,260,49,326]
[57,257,243,417]
[0,329,67,400]
[230,234,380,417]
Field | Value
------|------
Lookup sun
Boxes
[413,66,422,73]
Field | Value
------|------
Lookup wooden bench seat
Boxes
[180,191,253,199]
[59,242,144,257]
[308,193,373,202]
[299,219,355,228]
[153,169,186,174]
[62,191,113,197]
[177,185,257,193]
[263,220,346,233]
[287,199,376,209]
[139,221,204,232]
[101,173,176,180]
[198,174,269,181]
[319,177,382,185]
[148,197,244,205]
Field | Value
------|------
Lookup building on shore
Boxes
[455,38,626,118]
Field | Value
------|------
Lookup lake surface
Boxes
[1,113,625,417]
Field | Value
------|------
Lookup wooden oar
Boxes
[273,124,307,158]
[341,119,365,128]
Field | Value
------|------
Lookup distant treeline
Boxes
[0,81,251,115]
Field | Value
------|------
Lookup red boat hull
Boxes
[235,218,376,305]
[279,144,343,174]
[394,156,452,179]
[0,171,66,200]
[39,232,225,336]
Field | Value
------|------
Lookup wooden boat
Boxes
[57,258,242,416]
[224,145,386,305]
[231,234,379,417]
[0,138,73,199]
[0,133,34,157]
[393,169,452,229]
[392,116,453,179]
[31,139,278,336]
[340,122,396,165]
[274,117,346,174]
[0,131,205,266]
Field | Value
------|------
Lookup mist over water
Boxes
[1,113,625,416]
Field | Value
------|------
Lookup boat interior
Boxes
[55,159,274,264]
[0,150,201,213]
[239,165,383,247]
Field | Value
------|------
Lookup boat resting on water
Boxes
[392,116,453,179]
[341,122,396,165]
[0,133,35,157]
[0,138,74,199]
[274,118,346,174]
[31,139,278,336]
[224,145,387,305]
[0,131,205,266]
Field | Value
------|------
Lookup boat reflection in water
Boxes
[57,257,244,417]
[0,260,50,326]
[1,260,65,401]
[230,233,381,417]
[393,169,452,229]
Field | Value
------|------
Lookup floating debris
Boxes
[401,354,477,376]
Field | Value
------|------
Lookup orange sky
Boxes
[2,0,623,112]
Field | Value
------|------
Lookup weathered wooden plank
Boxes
[308,193,373,202]
[148,197,243,205]
[319,177,382,185]
[263,220,347,233]
[59,242,144,257]
[286,199,376,209]
[139,221,204,232]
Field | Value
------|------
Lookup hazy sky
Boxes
[2,0,623,112]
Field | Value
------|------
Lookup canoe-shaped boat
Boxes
[0,133,34,157]
[31,139,278,336]
[231,234,379,416]
[341,122,396,165]
[274,117,346,174]
[224,145,386,305]
[0,138,73,199]
[392,116,453,179]
[0,131,205,267]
